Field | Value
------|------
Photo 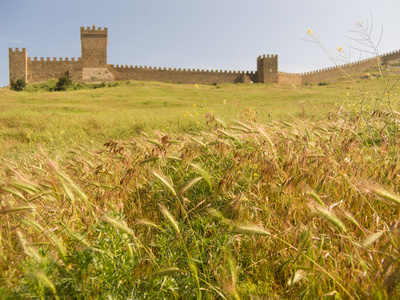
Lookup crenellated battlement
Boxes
[381,49,400,57]
[8,25,400,86]
[109,64,255,75]
[277,49,400,85]
[29,57,80,62]
[80,25,108,37]
[280,53,384,78]
[9,47,27,53]
[279,71,301,76]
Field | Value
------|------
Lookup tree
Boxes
[10,78,27,91]
[55,75,73,91]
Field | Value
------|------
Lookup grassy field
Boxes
[1,71,400,299]
[0,79,350,158]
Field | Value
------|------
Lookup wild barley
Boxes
[151,169,177,196]
[309,202,347,233]
[231,223,271,236]
[28,270,59,300]
[150,267,180,278]
[189,163,212,191]
[360,231,385,249]
[159,204,180,235]
[101,214,133,235]
[178,176,203,195]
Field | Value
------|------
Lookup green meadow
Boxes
[0,79,347,158]
[1,70,400,299]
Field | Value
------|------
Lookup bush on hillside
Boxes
[54,75,73,91]
[10,78,27,91]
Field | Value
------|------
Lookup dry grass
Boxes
[1,101,400,298]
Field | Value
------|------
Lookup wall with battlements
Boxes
[9,26,109,84]
[27,57,82,83]
[107,64,256,84]
[8,25,400,86]
[278,49,400,85]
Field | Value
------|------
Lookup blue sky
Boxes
[1,0,400,87]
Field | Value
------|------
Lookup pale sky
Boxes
[1,0,400,87]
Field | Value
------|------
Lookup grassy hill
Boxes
[1,68,400,299]
[0,79,352,158]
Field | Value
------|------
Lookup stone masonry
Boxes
[8,26,400,86]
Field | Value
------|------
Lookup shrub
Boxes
[10,78,27,91]
[93,82,106,89]
[54,75,73,91]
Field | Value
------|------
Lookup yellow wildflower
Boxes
[194,84,199,89]
[338,46,343,52]
[223,99,226,105]
[193,103,196,107]
[307,29,312,35]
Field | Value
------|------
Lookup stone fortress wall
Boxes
[8,26,400,86]
[279,50,400,85]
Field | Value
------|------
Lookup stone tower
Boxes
[80,25,114,82]
[257,54,278,83]
[80,25,108,67]
[9,48,27,83]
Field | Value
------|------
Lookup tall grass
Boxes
[307,19,400,156]
[1,91,400,298]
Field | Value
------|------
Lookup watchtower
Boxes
[9,48,27,83]
[80,25,108,68]
[257,54,278,83]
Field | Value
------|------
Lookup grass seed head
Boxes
[101,215,133,235]
[150,267,180,278]
[361,231,385,249]
[309,202,347,233]
[159,204,180,235]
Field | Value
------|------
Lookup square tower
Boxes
[80,25,108,68]
[257,54,278,83]
[9,48,27,83]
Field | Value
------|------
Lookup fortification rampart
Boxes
[27,57,82,83]
[278,49,400,85]
[8,25,400,86]
[107,64,256,84]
